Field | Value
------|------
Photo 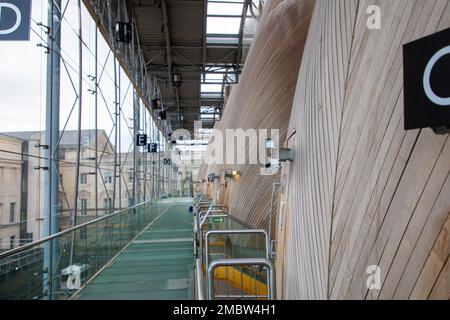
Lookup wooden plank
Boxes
[409,214,450,299]
[378,140,450,299]
[197,0,450,301]
[428,258,450,300]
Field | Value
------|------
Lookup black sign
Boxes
[148,143,158,153]
[136,134,147,147]
[403,28,450,131]
[0,0,32,41]
[163,158,171,166]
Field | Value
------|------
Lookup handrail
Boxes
[195,257,205,300]
[198,207,228,222]
[201,214,252,229]
[204,229,270,292]
[197,209,225,227]
[207,258,276,300]
[196,201,211,208]
[268,182,281,258]
[204,229,270,300]
[0,200,154,260]
[197,209,228,260]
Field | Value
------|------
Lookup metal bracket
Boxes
[34,166,49,171]
[35,143,49,150]
[270,240,277,259]
[37,43,50,54]
[433,126,450,135]
[279,147,294,162]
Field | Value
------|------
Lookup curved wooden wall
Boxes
[198,0,315,230]
[282,0,450,300]
[198,0,449,300]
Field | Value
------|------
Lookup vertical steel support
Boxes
[93,11,99,272]
[143,110,147,202]
[44,0,61,300]
[118,70,122,211]
[133,90,139,206]
[157,131,161,199]
[150,117,155,200]
[70,0,84,268]
[268,182,280,250]
[72,0,84,230]
[112,58,118,214]
[94,28,99,216]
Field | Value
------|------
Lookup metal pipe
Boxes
[196,210,228,261]
[235,0,249,83]
[94,19,99,272]
[161,0,173,89]
[204,229,270,285]
[205,229,269,300]
[70,0,84,267]
[133,89,139,207]
[143,109,147,201]
[112,56,118,214]
[207,258,276,300]
[268,182,280,257]
[198,209,226,228]
[196,257,204,300]
[118,70,122,211]
[44,0,61,300]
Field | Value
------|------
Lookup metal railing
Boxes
[204,229,269,298]
[207,258,276,300]
[192,193,276,300]
[197,211,236,260]
[195,256,205,300]
[0,201,168,300]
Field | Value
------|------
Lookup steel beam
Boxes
[44,0,61,300]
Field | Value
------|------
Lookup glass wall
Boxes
[0,0,175,252]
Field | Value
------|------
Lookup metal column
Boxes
[43,0,61,300]
[133,90,140,206]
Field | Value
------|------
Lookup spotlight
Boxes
[159,110,167,120]
[225,170,241,180]
[172,73,182,87]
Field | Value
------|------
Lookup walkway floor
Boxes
[76,199,194,300]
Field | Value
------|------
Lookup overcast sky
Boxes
[0,1,139,151]
[0,0,245,151]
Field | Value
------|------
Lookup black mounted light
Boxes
[158,110,167,120]
[115,21,132,44]
[172,73,182,87]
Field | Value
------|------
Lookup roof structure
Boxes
[83,0,263,133]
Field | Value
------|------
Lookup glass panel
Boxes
[207,17,241,34]
[208,2,244,16]
[207,37,240,45]
[202,84,223,93]
[201,93,222,99]
[0,202,169,300]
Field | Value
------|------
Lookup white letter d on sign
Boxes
[0,2,22,35]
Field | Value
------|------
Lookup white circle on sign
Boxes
[0,3,22,35]
[423,45,450,106]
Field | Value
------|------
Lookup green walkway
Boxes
[76,200,194,300]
